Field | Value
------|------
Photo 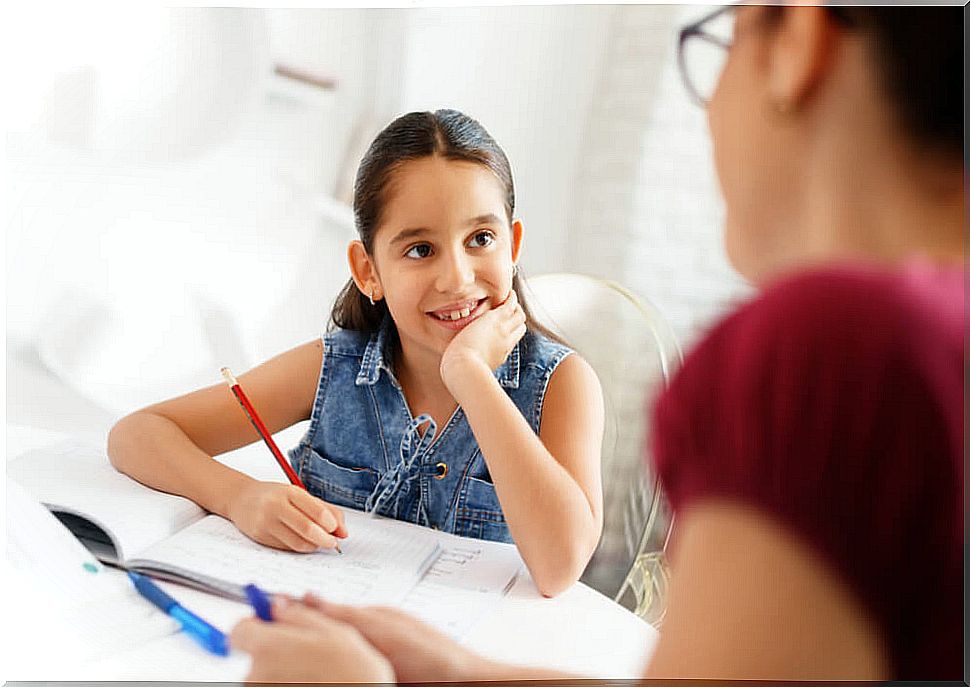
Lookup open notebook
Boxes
[9,440,523,637]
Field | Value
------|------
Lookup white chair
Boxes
[523,272,682,626]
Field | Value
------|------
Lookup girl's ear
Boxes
[510,220,524,265]
[347,240,383,301]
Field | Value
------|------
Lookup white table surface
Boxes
[5,421,657,682]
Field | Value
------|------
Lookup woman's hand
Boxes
[231,597,394,683]
[226,481,347,552]
[439,290,527,399]
[299,594,491,683]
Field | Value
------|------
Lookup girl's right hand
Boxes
[226,481,347,552]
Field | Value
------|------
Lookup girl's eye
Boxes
[405,244,433,259]
[468,231,495,248]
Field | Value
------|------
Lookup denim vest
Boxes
[288,317,572,543]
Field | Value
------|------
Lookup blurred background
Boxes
[5,3,751,419]
[4,4,751,601]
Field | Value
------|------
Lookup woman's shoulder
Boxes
[652,261,964,677]
[696,261,963,372]
[758,260,960,328]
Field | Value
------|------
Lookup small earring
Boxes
[368,289,376,306]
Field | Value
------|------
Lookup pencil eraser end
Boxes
[220,367,238,386]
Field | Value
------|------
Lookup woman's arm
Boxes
[645,500,889,679]
[108,339,346,550]
[449,353,604,597]
[235,499,889,683]
[232,594,582,684]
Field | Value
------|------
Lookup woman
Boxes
[230,5,963,681]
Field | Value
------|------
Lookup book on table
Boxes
[9,440,524,637]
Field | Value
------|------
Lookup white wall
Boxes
[5,4,748,415]
[388,5,613,276]
[567,5,751,349]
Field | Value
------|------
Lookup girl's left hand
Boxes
[440,290,527,398]
[230,597,394,683]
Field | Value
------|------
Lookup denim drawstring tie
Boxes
[365,414,436,519]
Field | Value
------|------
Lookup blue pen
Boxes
[128,571,229,656]
[244,583,273,621]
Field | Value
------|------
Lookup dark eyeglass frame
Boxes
[677,5,859,108]
[677,5,736,108]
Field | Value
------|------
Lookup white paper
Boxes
[4,480,180,672]
[135,509,442,606]
[399,536,523,639]
[8,440,206,561]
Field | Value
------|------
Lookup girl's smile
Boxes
[427,297,489,330]
[349,155,522,361]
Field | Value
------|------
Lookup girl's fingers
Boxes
[279,509,338,551]
[269,512,329,552]
[289,489,341,534]
[260,530,294,552]
[497,289,517,310]
[329,505,348,538]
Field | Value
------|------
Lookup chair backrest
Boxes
[522,272,682,625]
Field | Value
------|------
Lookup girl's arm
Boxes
[107,340,346,551]
[446,352,604,597]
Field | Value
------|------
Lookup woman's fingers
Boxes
[270,596,345,631]
[231,613,388,684]
[303,596,372,625]
[229,616,266,652]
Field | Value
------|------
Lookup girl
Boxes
[108,109,605,597]
[233,5,962,683]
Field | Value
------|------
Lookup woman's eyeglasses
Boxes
[677,5,857,108]
[677,5,736,108]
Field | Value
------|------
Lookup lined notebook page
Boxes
[399,535,523,639]
[134,509,441,605]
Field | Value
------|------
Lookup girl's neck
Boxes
[392,339,456,416]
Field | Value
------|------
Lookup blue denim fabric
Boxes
[288,316,572,543]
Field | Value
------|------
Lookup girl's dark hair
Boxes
[785,7,962,159]
[330,109,564,345]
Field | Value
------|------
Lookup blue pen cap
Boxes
[244,583,273,622]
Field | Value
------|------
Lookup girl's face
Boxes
[356,155,522,361]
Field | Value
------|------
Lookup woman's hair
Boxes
[776,7,962,158]
[330,109,564,345]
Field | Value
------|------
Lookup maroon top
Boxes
[651,262,963,680]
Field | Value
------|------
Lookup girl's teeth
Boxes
[435,303,477,321]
